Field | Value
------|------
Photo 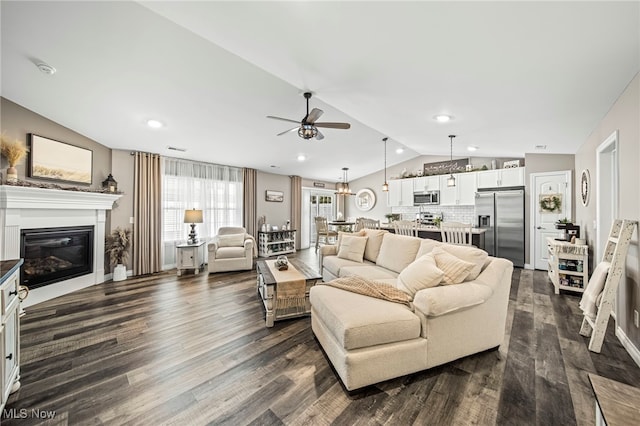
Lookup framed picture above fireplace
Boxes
[29,134,93,185]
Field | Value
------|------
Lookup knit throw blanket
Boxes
[320,276,413,309]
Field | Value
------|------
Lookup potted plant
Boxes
[0,134,29,182]
[105,227,132,281]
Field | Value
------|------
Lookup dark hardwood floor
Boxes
[3,249,640,425]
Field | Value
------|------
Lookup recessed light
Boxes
[467,146,478,152]
[396,148,404,154]
[297,154,306,162]
[36,62,56,75]
[434,114,454,123]
[146,119,163,129]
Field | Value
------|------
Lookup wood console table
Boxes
[589,373,640,425]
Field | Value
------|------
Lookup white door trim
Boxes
[595,130,619,264]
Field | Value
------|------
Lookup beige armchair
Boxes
[208,226,255,273]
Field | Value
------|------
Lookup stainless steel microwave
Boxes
[413,191,440,205]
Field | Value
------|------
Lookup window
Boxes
[162,158,243,268]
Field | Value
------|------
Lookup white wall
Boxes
[575,72,640,357]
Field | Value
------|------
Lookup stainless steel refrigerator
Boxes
[476,187,525,267]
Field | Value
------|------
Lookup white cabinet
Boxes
[259,230,297,257]
[439,173,477,206]
[477,167,524,188]
[413,176,439,192]
[387,179,415,207]
[1,259,22,413]
[176,241,207,276]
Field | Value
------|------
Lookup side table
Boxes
[176,241,206,276]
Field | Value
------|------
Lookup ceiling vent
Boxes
[167,146,186,152]
[535,145,547,150]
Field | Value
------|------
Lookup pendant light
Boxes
[335,167,354,195]
[447,135,456,187]
[382,137,389,192]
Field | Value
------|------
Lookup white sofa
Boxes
[208,227,254,273]
[310,230,513,391]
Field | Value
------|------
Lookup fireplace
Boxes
[20,226,94,290]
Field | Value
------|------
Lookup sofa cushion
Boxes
[397,254,444,297]
[376,233,422,274]
[215,246,247,259]
[439,243,489,281]
[415,238,442,259]
[413,282,493,317]
[337,235,368,263]
[431,247,475,284]
[340,265,399,280]
[323,256,363,277]
[217,233,245,247]
[362,229,388,263]
[310,285,421,350]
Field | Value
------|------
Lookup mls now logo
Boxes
[3,408,56,419]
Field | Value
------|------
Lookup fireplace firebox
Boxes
[20,226,94,289]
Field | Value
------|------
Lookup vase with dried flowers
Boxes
[105,227,132,281]
[0,134,29,182]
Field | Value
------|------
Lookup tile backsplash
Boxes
[392,205,476,225]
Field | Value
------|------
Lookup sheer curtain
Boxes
[162,157,243,268]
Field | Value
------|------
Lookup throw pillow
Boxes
[439,243,489,281]
[362,229,388,263]
[431,246,475,285]
[337,235,369,263]
[397,253,445,297]
[336,229,366,248]
[217,233,245,247]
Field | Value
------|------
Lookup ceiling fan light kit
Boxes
[267,92,350,141]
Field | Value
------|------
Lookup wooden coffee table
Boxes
[256,258,322,327]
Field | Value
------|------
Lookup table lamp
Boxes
[184,209,203,244]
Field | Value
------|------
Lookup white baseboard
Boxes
[616,326,640,368]
[524,263,534,270]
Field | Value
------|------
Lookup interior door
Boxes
[531,171,572,270]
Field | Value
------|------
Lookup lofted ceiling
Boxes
[1,1,638,183]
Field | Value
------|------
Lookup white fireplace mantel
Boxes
[0,185,122,307]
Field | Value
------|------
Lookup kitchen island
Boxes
[381,224,486,250]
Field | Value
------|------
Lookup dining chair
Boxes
[440,221,473,245]
[394,219,419,237]
[358,218,381,230]
[315,216,338,252]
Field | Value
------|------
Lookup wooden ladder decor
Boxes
[579,219,638,353]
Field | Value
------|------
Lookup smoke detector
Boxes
[36,62,56,75]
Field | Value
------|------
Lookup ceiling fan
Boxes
[267,92,351,140]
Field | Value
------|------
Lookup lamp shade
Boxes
[184,209,203,224]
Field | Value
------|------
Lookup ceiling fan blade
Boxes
[315,130,325,140]
[267,115,301,124]
[277,127,299,136]
[314,122,351,129]
[306,108,324,124]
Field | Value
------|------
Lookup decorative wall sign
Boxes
[29,134,93,184]
[580,169,590,206]
[423,158,469,176]
[355,188,376,211]
[265,190,284,202]
[503,160,521,168]
[539,193,562,213]
[313,182,325,188]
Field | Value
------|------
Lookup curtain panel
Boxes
[243,168,258,238]
[290,175,302,250]
[133,152,163,276]
[162,157,243,268]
